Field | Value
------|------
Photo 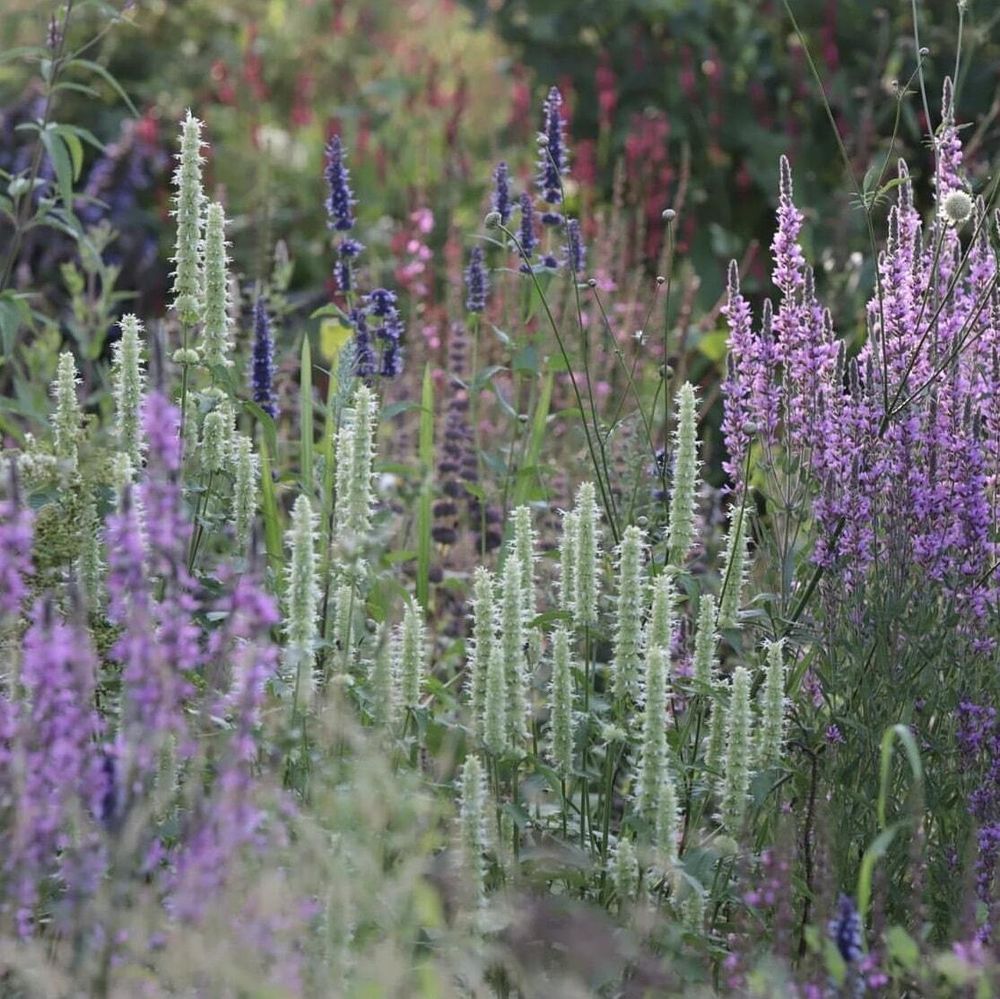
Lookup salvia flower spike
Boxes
[171,110,205,326]
[283,494,320,709]
[612,525,646,702]
[464,245,489,314]
[720,666,753,833]
[112,315,145,472]
[200,201,234,368]
[666,382,700,567]
[548,623,575,778]
[250,297,278,419]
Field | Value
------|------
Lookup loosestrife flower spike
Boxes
[458,754,489,907]
[499,555,529,743]
[573,482,601,629]
[666,382,700,567]
[558,507,579,618]
[691,593,719,688]
[610,837,639,905]
[718,503,751,630]
[231,433,258,550]
[283,494,320,709]
[397,597,426,710]
[464,245,489,314]
[612,525,647,702]
[720,666,753,833]
[52,351,81,471]
[468,566,496,737]
[758,639,787,767]
[201,202,234,367]
[250,297,278,419]
[636,644,670,822]
[112,315,145,471]
[511,505,537,625]
[171,110,205,325]
[0,486,35,620]
[548,624,575,778]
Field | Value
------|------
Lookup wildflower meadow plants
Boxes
[1,2,1000,996]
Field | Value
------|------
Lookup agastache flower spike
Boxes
[369,625,395,727]
[171,110,205,326]
[537,85,568,222]
[324,134,356,232]
[548,623,575,778]
[331,582,355,675]
[574,482,601,630]
[396,597,426,710]
[458,755,489,907]
[558,507,579,618]
[250,297,278,419]
[482,621,508,755]
[612,525,647,702]
[646,572,675,654]
[500,556,529,743]
[464,246,489,314]
[691,593,719,689]
[491,161,512,226]
[201,404,233,475]
[201,202,234,368]
[704,687,727,777]
[334,384,377,538]
[719,666,753,833]
[718,504,751,630]
[77,491,104,612]
[655,768,681,869]
[112,315,145,471]
[758,639,787,767]
[52,351,82,471]
[283,495,320,709]
[636,644,670,822]
[667,382,700,567]
[511,505,537,625]
[610,838,639,905]
[468,566,496,736]
[231,433,258,550]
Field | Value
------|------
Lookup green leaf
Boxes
[885,925,920,972]
[258,437,284,592]
[877,723,923,830]
[40,128,74,207]
[65,58,138,116]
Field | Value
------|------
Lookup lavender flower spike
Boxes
[251,297,278,419]
[325,135,356,232]
[465,246,489,314]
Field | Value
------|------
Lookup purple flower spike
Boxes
[324,135,356,232]
[251,298,278,419]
